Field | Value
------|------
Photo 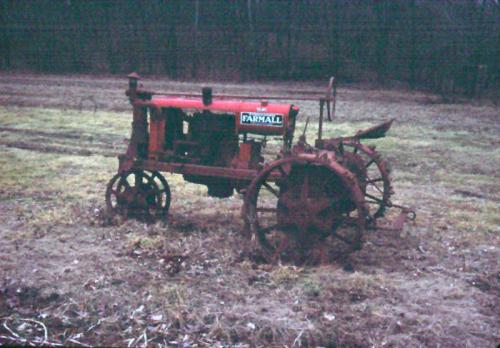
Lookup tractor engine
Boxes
[183,108,293,198]
[182,112,240,198]
[189,112,238,167]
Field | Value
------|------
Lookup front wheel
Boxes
[105,170,171,220]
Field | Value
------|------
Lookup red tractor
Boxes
[105,74,414,263]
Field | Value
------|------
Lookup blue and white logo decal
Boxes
[240,112,283,127]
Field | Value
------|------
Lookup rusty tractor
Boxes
[105,74,414,264]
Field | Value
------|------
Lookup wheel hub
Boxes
[278,195,343,233]
[276,164,350,236]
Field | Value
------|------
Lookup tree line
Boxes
[0,0,498,97]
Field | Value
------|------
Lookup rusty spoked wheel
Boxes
[105,170,171,220]
[341,140,392,222]
[243,156,367,264]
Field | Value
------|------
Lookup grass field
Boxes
[0,72,498,347]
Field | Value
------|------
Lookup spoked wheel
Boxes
[243,156,367,264]
[341,140,392,223]
[105,170,171,220]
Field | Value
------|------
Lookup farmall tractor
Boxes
[105,74,414,263]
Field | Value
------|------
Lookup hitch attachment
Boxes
[390,203,417,231]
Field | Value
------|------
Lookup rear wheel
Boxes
[341,140,392,222]
[243,157,367,264]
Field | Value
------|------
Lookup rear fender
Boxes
[354,119,394,140]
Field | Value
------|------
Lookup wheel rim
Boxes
[147,170,171,216]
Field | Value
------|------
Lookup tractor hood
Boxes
[149,96,299,136]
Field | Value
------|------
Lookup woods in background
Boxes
[0,0,498,97]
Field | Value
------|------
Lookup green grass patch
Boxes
[0,106,130,137]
